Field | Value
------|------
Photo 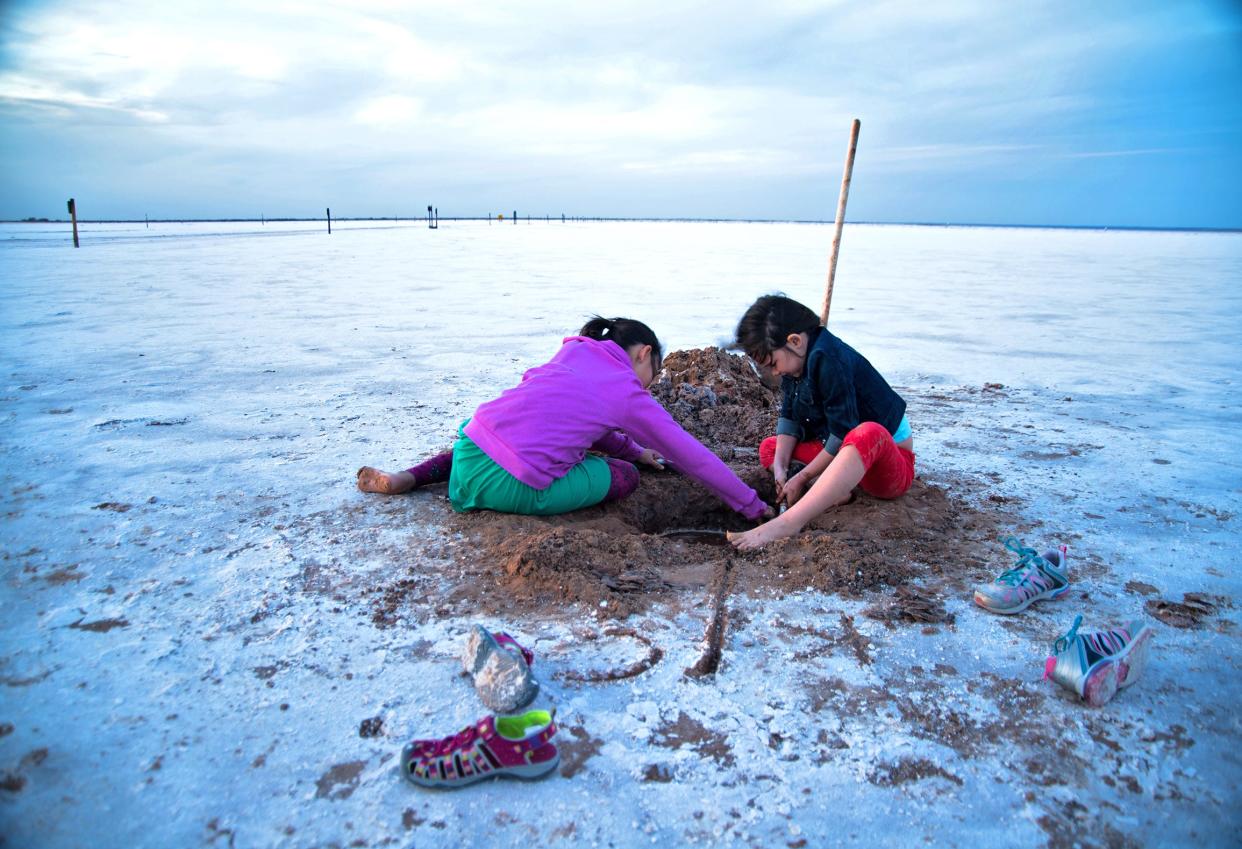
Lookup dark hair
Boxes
[579,316,663,372]
[734,294,821,363]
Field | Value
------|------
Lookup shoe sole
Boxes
[403,751,560,789]
[973,584,1070,615]
[1080,626,1154,707]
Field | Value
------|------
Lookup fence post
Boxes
[67,198,79,248]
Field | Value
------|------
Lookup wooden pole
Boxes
[684,555,735,678]
[820,118,861,325]
[326,207,332,234]
[67,199,79,247]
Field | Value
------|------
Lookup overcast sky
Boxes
[1,1,1239,227]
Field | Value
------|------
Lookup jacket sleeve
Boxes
[590,429,644,462]
[618,389,767,520]
[812,352,861,442]
[776,379,802,438]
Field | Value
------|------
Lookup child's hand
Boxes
[637,448,665,469]
[782,471,809,507]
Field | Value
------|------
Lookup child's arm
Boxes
[772,379,804,491]
[810,354,861,447]
[771,433,797,475]
[590,430,665,469]
[589,429,643,463]
[769,433,797,498]
[620,391,767,520]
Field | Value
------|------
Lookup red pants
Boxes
[759,422,914,499]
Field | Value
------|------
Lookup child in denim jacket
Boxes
[728,295,913,549]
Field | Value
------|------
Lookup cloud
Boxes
[0,0,1238,224]
[353,94,424,127]
[0,73,169,122]
[1061,147,1188,159]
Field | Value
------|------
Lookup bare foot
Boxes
[356,467,416,494]
[727,517,800,550]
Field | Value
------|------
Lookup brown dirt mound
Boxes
[374,347,1010,623]
[649,346,779,451]
[432,465,991,620]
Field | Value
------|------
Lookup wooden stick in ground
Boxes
[67,198,79,248]
[820,118,861,325]
[685,555,736,678]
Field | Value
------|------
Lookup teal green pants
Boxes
[448,422,612,516]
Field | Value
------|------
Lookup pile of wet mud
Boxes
[647,346,780,455]
[434,471,996,621]
[372,347,1010,624]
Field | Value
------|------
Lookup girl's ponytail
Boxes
[579,316,616,340]
[577,315,663,372]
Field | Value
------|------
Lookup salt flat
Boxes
[1,220,1239,848]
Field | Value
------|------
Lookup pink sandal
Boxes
[402,710,559,788]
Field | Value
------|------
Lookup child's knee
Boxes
[603,458,640,502]
[841,422,891,466]
[758,436,778,468]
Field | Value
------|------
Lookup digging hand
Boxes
[637,448,666,469]
[782,472,808,507]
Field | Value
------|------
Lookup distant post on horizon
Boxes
[67,198,79,248]
[821,118,861,326]
[327,207,332,234]
[513,209,516,225]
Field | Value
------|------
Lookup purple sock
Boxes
[405,450,453,487]
[602,458,640,503]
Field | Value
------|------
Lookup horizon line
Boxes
[4,216,1239,234]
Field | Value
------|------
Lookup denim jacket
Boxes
[776,327,906,453]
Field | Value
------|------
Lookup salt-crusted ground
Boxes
[1,220,1239,848]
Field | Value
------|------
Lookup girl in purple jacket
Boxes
[358,317,770,521]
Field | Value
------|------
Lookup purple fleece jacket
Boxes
[463,337,766,519]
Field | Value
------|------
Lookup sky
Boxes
[0,0,1239,227]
